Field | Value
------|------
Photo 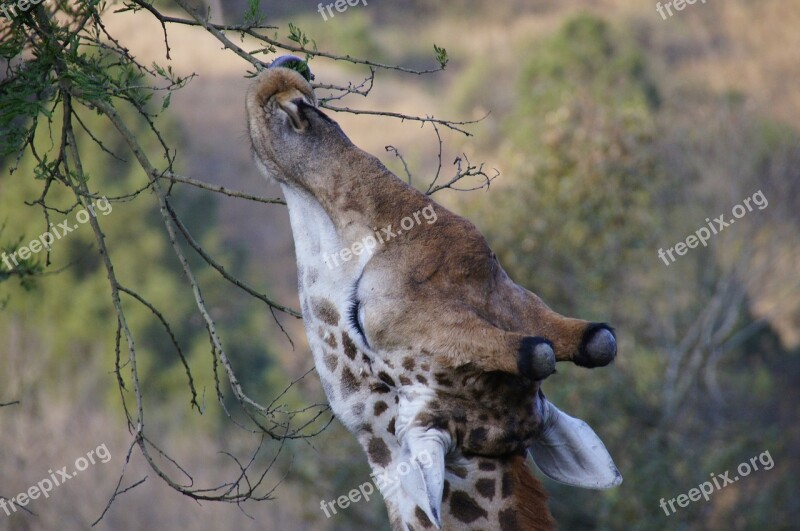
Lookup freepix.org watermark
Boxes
[322,205,437,270]
[320,449,434,518]
[0,0,51,20]
[658,190,767,266]
[659,449,774,516]
[1,196,112,271]
[317,0,367,22]
[656,0,707,21]
[0,443,112,517]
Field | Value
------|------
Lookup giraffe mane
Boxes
[512,456,556,530]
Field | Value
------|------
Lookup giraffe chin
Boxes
[528,399,623,489]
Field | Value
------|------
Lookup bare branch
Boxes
[158,171,286,205]
[321,103,480,135]
[385,145,414,185]
[118,285,201,411]
[427,154,499,195]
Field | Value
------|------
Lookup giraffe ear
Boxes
[528,400,623,489]
[275,95,311,132]
[396,427,448,529]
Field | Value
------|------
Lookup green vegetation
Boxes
[1,2,797,529]
[466,14,799,529]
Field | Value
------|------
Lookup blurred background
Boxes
[1,0,798,529]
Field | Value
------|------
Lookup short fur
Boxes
[246,67,617,530]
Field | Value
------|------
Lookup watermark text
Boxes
[656,0,707,21]
[0,443,112,517]
[320,449,433,517]
[659,449,773,516]
[317,0,367,22]
[658,189,767,266]
[1,196,112,271]
[322,205,437,269]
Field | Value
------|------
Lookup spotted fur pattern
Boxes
[246,66,617,530]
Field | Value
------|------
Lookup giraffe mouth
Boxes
[268,54,314,81]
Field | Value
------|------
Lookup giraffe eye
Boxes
[348,296,368,345]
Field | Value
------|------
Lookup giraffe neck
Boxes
[411,455,555,531]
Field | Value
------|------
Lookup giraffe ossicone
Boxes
[247,58,621,530]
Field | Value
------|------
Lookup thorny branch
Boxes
[0,0,488,520]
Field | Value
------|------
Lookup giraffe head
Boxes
[246,58,349,191]
[247,58,622,530]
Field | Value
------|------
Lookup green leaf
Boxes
[434,44,448,69]
[243,0,263,27]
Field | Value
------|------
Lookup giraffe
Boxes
[246,56,622,530]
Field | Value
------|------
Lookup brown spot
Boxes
[399,375,412,386]
[434,373,453,386]
[402,357,416,370]
[367,437,391,467]
[416,413,434,426]
[479,413,489,422]
[343,334,358,360]
[502,471,513,498]
[468,427,488,448]
[415,374,428,385]
[370,382,391,394]
[312,297,339,326]
[478,460,496,471]
[358,423,373,433]
[373,401,389,416]
[449,491,488,523]
[414,506,433,529]
[449,466,468,479]
[420,415,449,431]
[475,478,495,500]
[340,367,360,399]
[387,416,396,435]
[378,371,396,387]
[420,362,430,371]
[324,332,338,349]
[324,354,338,372]
[499,508,519,531]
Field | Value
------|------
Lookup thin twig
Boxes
[157,171,286,205]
